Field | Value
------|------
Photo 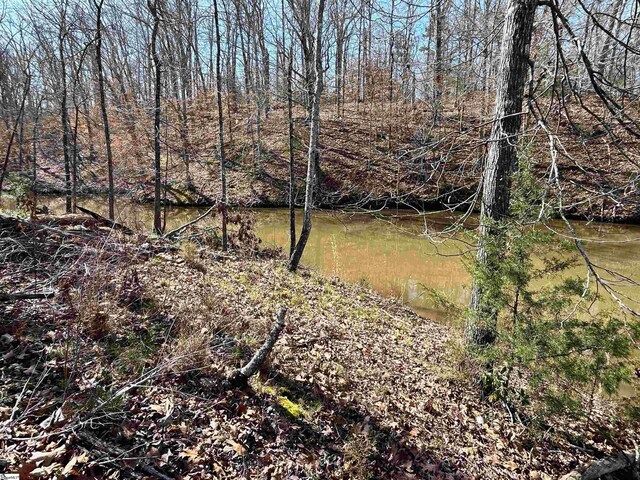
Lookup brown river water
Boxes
[6,195,640,323]
[3,196,640,397]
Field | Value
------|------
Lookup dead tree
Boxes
[560,450,639,480]
[227,307,287,387]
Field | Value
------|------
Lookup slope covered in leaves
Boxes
[4,93,640,222]
[0,213,637,479]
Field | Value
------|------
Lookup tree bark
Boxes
[227,307,287,387]
[466,0,537,346]
[59,13,73,214]
[95,0,115,220]
[213,0,229,251]
[595,0,624,78]
[31,97,42,216]
[289,0,325,272]
[0,73,30,199]
[71,101,79,212]
[287,49,296,256]
[149,0,163,235]
[388,0,395,103]
[433,0,445,126]
[560,450,639,480]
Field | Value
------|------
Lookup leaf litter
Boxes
[0,214,637,479]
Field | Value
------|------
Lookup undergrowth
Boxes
[464,149,640,421]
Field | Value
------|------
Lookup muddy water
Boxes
[8,195,640,325]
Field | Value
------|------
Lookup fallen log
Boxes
[164,205,216,239]
[0,213,91,238]
[76,205,134,235]
[227,307,287,388]
[561,450,639,480]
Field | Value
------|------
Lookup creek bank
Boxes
[0,212,637,479]
[24,184,640,225]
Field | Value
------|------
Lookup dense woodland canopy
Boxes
[1,0,640,478]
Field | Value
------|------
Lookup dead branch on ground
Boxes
[226,307,287,387]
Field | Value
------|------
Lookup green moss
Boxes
[256,382,310,419]
[261,385,278,395]
[213,278,235,294]
[247,289,263,304]
[277,396,307,418]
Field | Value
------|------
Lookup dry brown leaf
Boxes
[179,447,201,462]
[29,445,66,466]
[225,439,247,456]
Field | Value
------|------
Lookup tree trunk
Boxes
[287,50,296,257]
[71,102,79,212]
[356,10,363,105]
[561,450,639,480]
[149,0,163,235]
[335,28,343,117]
[95,0,115,220]
[257,12,271,118]
[18,104,25,167]
[289,0,325,272]
[213,0,229,251]
[595,0,624,78]
[433,0,444,126]
[31,97,42,216]
[388,0,395,103]
[227,308,287,387]
[0,73,30,199]
[466,0,537,347]
[364,0,372,103]
[59,21,73,214]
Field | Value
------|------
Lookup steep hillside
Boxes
[4,93,640,222]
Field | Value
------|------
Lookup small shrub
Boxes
[118,268,144,311]
[5,173,34,216]
[227,211,261,254]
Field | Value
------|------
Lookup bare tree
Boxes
[289,0,326,272]
[58,1,73,214]
[432,0,446,126]
[95,0,115,220]
[149,0,163,234]
[0,68,30,198]
[287,48,296,256]
[213,0,228,251]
